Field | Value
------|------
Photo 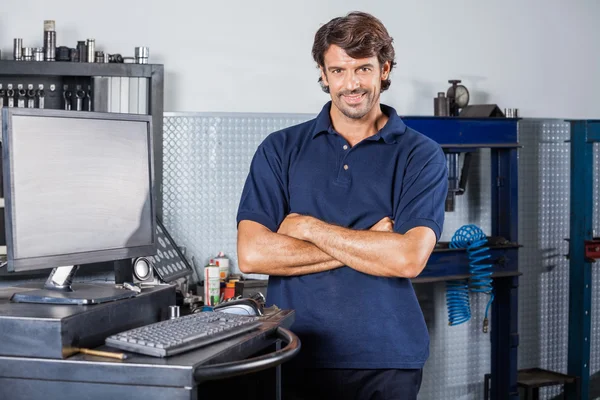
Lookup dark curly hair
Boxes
[311,11,396,93]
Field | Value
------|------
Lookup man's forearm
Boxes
[302,218,423,278]
[238,227,344,276]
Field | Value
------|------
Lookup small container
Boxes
[204,263,220,306]
[169,305,180,319]
[224,282,236,300]
[214,252,230,281]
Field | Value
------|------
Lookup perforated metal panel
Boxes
[516,120,571,399]
[2,114,594,399]
[162,113,312,279]
[162,114,600,399]
[162,113,493,399]
[418,149,492,400]
[592,142,600,397]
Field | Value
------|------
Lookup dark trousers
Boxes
[283,368,423,400]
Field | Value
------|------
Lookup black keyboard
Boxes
[105,311,262,357]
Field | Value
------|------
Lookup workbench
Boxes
[0,285,298,400]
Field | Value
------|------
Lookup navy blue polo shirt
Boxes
[237,102,447,369]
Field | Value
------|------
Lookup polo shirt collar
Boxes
[311,101,407,144]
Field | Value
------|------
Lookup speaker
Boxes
[132,256,158,284]
[132,219,194,285]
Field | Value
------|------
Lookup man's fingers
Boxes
[370,216,394,232]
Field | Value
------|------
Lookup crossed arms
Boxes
[237,214,437,278]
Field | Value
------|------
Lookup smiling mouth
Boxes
[342,93,365,105]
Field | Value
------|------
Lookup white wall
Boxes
[2,0,599,119]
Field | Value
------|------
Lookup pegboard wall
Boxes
[516,120,600,399]
[162,114,600,399]
[162,112,492,399]
[162,112,312,279]
[0,114,596,399]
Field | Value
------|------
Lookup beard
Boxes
[333,88,377,120]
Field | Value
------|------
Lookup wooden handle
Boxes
[78,348,128,360]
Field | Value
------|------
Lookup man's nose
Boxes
[343,72,360,91]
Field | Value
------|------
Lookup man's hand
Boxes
[370,216,394,232]
[277,213,313,240]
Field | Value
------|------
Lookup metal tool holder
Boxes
[0,61,165,253]
[406,116,521,400]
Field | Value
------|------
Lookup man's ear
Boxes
[320,66,329,87]
[381,61,391,80]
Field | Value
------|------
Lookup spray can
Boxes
[214,252,230,282]
[204,262,220,306]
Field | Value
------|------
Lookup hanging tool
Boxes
[7,86,14,107]
[63,89,72,110]
[17,88,26,108]
[75,87,85,111]
[27,88,36,108]
[37,88,45,109]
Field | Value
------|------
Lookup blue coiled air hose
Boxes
[446,224,494,332]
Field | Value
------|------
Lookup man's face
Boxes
[320,44,390,120]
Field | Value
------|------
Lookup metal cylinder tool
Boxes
[22,47,33,61]
[86,39,95,63]
[434,92,450,116]
[169,305,180,319]
[13,38,23,61]
[135,47,149,64]
[33,48,44,61]
[94,51,105,63]
[77,41,86,62]
[43,20,56,61]
[55,46,70,61]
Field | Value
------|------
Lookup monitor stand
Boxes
[10,265,137,305]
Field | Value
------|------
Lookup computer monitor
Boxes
[1,108,156,304]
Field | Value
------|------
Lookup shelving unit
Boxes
[0,60,164,214]
[565,119,600,399]
[405,116,521,400]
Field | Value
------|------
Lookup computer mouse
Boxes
[214,298,263,316]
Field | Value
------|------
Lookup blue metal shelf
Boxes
[404,116,520,400]
[565,120,599,399]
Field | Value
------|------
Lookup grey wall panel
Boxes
[162,113,313,280]
[517,120,571,399]
[162,113,492,400]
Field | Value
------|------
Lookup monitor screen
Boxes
[2,109,156,273]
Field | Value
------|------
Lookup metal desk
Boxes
[0,285,298,400]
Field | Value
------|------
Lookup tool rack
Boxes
[405,116,521,400]
[0,61,165,218]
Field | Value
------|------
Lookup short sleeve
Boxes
[394,148,448,241]
[236,141,289,232]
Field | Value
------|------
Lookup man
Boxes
[236,11,447,400]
